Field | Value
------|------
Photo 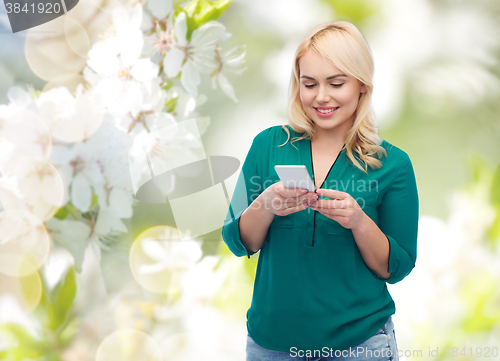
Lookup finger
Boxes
[272,194,307,210]
[314,209,349,222]
[280,202,308,216]
[283,194,316,209]
[298,193,320,204]
[311,196,363,209]
[316,208,350,217]
[308,199,345,209]
[276,184,310,198]
[280,189,313,202]
[315,189,349,200]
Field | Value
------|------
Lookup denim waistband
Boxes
[381,315,395,334]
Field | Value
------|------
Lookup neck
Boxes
[311,129,348,150]
[311,118,352,149]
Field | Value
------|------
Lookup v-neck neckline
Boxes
[304,138,346,191]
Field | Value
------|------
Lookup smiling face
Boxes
[299,49,366,141]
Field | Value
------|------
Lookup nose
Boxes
[316,84,331,103]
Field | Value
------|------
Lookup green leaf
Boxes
[53,201,81,220]
[194,0,230,27]
[173,3,185,17]
[81,211,93,220]
[164,97,178,113]
[91,193,98,208]
[19,271,42,313]
[66,201,79,214]
[58,317,80,346]
[161,80,174,91]
[185,18,198,42]
[31,274,52,328]
[53,206,69,220]
[184,0,200,17]
[179,0,231,40]
[56,268,77,311]
[48,267,77,331]
[0,324,45,359]
[177,0,199,41]
[192,0,214,26]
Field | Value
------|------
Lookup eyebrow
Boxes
[300,74,348,80]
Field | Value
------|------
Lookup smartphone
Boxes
[274,165,316,193]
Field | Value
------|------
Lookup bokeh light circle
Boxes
[96,329,162,361]
[159,332,191,361]
[42,73,91,97]
[0,209,50,274]
[0,158,65,221]
[129,226,202,294]
[64,16,91,59]
[0,255,42,313]
[38,81,105,143]
[0,109,52,167]
[25,15,88,81]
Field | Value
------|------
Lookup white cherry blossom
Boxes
[0,106,51,173]
[84,4,159,116]
[111,78,176,137]
[93,187,134,235]
[84,58,159,117]
[163,12,226,96]
[138,236,202,275]
[211,45,246,102]
[146,0,173,20]
[36,84,105,143]
[50,142,105,213]
[161,85,210,135]
[5,85,38,113]
[143,17,175,60]
[49,114,135,213]
[0,0,245,282]
[45,218,109,272]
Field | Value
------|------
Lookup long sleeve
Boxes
[377,153,419,284]
[221,128,269,258]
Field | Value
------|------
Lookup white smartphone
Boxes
[274,165,316,193]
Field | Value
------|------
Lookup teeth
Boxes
[317,107,338,114]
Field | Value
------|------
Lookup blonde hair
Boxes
[280,21,386,173]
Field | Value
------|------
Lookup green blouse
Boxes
[221,125,419,353]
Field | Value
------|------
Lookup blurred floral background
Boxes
[0,0,499,360]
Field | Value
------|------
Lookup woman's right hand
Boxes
[261,181,319,216]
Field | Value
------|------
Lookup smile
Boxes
[314,107,339,117]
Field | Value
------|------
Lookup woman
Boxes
[222,21,418,361]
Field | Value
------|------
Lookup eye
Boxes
[304,84,316,88]
[331,84,344,88]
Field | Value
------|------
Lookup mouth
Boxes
[314,107,340,117]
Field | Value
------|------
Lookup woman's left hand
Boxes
[308,189,366,230]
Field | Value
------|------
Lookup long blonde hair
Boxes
[280,21,386,173]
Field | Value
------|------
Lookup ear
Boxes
[360,83,367,94]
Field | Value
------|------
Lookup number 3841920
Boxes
[443,347,498,358]
[5,2,63,14]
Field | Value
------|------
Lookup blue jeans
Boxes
[246,316,399,361]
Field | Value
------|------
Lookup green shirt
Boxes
[221,125,419,353]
